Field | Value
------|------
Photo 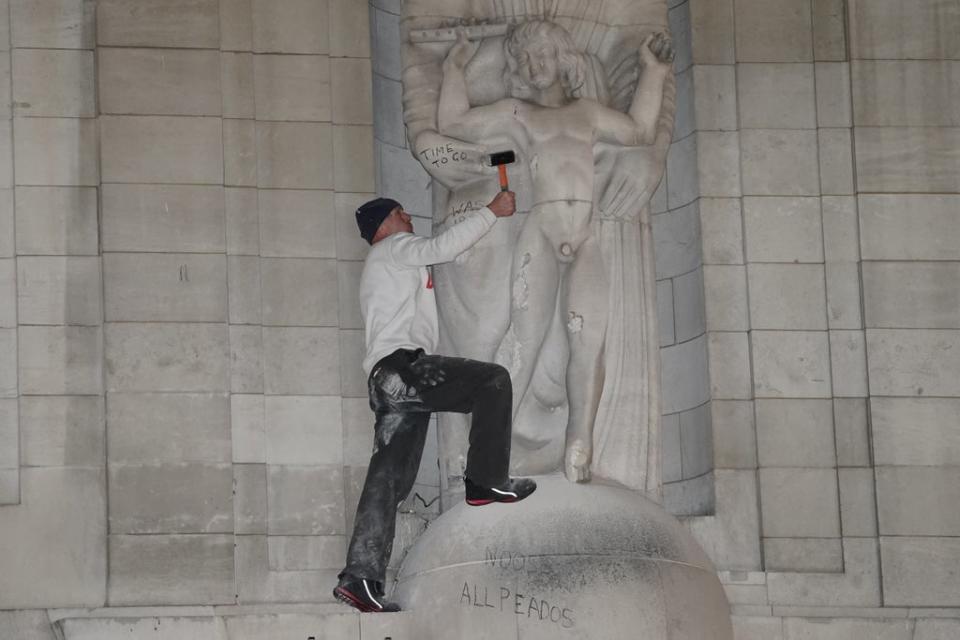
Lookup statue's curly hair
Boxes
[503,20,588,99]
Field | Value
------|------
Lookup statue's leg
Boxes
[508,219,560,418]
[561,235,608,482]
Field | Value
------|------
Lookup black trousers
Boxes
[340,348,513,583]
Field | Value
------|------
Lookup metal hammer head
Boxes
[488,150,516,167]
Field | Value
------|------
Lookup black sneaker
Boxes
[333,579,401,613]
[464,477,537,506]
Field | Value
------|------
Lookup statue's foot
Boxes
[564,439,591,483]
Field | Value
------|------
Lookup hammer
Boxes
[488,150,516,192]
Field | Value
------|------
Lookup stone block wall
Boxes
[0,0,378,611]
[684,0,960,635]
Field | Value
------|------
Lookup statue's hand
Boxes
[640,31,675,69]
[564,438,591,483]
[595,142,663,221]
[414,130,492,190]
[443,28,480,71]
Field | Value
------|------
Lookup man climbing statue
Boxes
[334,190,537,613]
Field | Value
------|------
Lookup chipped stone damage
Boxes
[566,311,583,334]
[513,252,531,310]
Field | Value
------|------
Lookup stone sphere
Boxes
[394,475,733,640]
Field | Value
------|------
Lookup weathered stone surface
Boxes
[818,128,854,195]
[265,395,342,465]
[103,253,226,322]
[760,468,839,538]
[235,463,267,535]
[821,196,857,263]
[0,259,15,328]
[743,197,823,262]
[342,396,373,467]
[876,467,960,536]
[337,261,364,330]
[660,333,710,413]
[763,538,842,573]
[0,123,13,189]
[867,329,960,397]
[0,468,19,504]
[101,116,223,184]
[253,54,330,121]
[330,0,370,57]
[231,394,265,464]
[333,125,375,192]
[12,49,95,117]
[14,186,98,256]
[711,400,756,469]
[829,330,867,397]
[223,118,257,187]
[101,184,225,252]
[230,325,263,394]
[220,0,252,51]
[19,326,102,395]
[767,538,881,607]
[331,59,373,126]
[17,256,101,325]
[825,262,862,330]
[0,398,17,468]
[848,0,960,60]
[748,264,826,330]
[0,189,12,257]
[755,399,835,468]
[672,268,705,343]
[221,52,254,118]
[98,48,221,116]
[734,0,813,62]
[863,262,960,329]
[225,611,358,639]
[372,72,404,148]
[782,618,912,640]
[915,619,960,640]
[690,0,734,64]
[20,395,104,467]
[267,465,345,535]
[859,195,960,261]
[268,535,345,571]
[14,117,98,186]
[852,61,960,127]
[0,329,16,397]
[881,536,960,606]
[693,65,737,131]
[259,189,336,258]
[666,133,698,208]
[854,127,960,193]
[741,130,819,196]
[699,198,742,266]
[252,0,330,54]
[662,413,682,483]
[256,121,333,189]
[108,534,234,605]
[688,470,763,570]
[812,0,846,61]
[679,402,712,479]
[752,331,832,398]
[732,616,783,640]
[377,143,430,217]
[815,62,852,127]
[0,610,57,640]
[97,0,219,48]
[0,467,106,609]
[708,332,751,400]
[109,463,233,534]
[234,534,339,603]
[872,397,960,466]
[838,467,877,537]
[228,256,260,325]
[737,63,816,129]
[260,258,338,326]
[105,323,229,392]
[226,188,259,255]
[658,280,675,346]
[262,327,340,395]
[697,131,741,197]
[58,616,227,640]
[10,0,96,49]
[703,266,747,331]
[834,398,870,467]
[107,393,229,463]
[653,202,701,279]
[338,329,367,398]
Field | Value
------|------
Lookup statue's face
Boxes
[516,40,560,90]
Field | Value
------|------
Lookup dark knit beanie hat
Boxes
[355,197,401,245]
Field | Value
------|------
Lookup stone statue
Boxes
[402,4,676,501]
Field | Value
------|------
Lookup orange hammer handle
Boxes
[497,164,509,191]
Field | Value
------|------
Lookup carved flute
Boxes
[408,23,510,43]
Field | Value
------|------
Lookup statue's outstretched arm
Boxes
[594,32,674,148]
